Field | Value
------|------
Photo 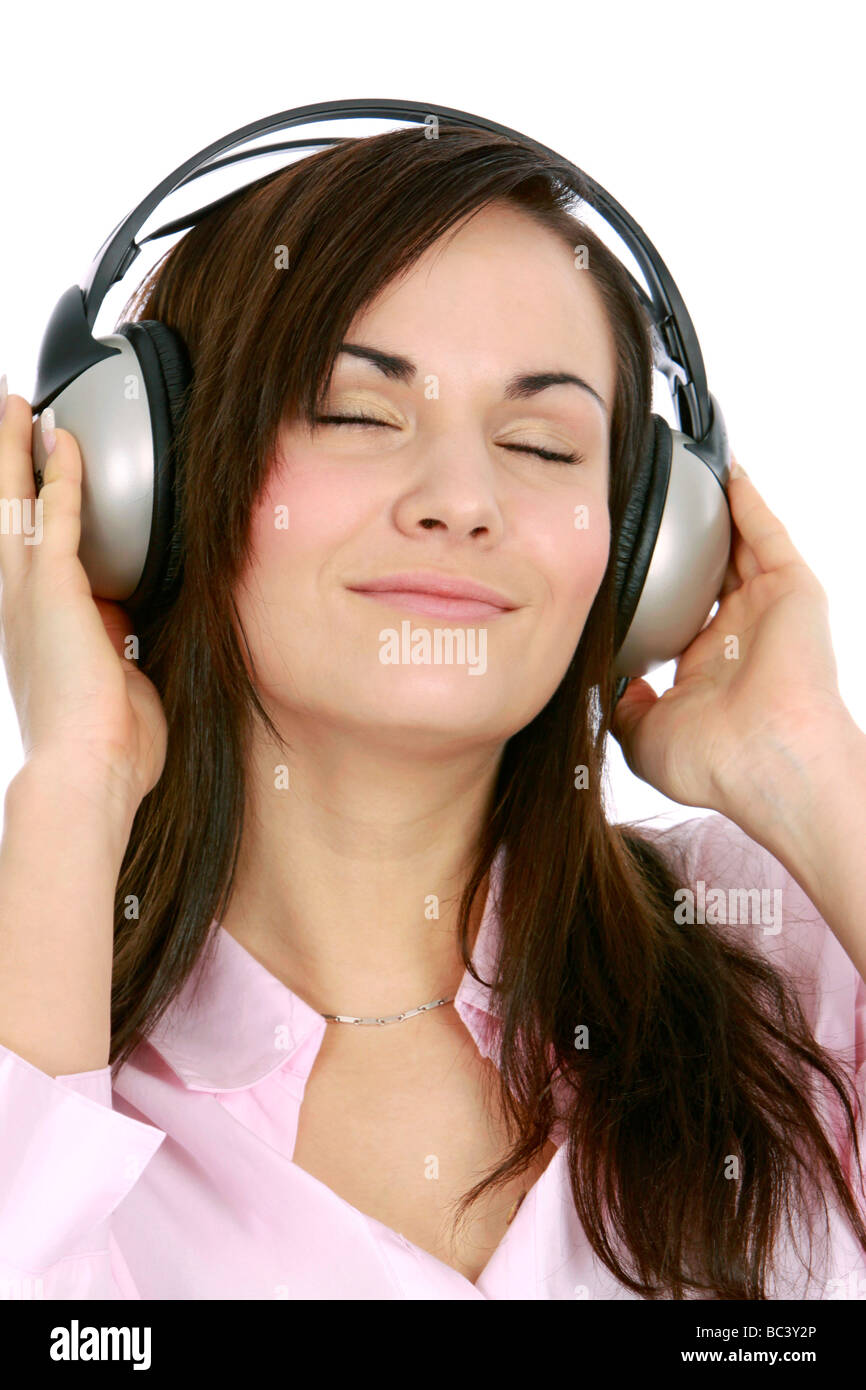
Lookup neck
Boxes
[220,718,501,1018]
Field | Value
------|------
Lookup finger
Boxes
[730,528,762,588]
[718,540,746,598]
[718,468,763,597]
[718,555,739,600]
[0,392,39,588]
[30,416,84,573]
[726,462,807,573]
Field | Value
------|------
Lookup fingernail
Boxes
[730,458,747,479]
[41,407,56,456]
[0,374,7,424]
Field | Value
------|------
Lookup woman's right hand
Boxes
[0,384,168,817]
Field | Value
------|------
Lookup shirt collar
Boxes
[143,844,507,1092]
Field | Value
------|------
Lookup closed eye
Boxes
[313,414,585,465]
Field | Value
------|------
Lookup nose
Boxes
[391,428,505,545]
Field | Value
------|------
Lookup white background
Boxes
[0,0,863,833]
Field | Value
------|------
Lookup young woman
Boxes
[0,123,864,1300]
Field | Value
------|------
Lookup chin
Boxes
[299,683,520,744]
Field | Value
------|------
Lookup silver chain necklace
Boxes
[322,988,527,1224]
[321,994,455,1025]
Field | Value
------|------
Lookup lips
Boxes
[346,571,517,620]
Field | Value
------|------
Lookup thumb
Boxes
[93,598,138,664]
[611,677,658,753]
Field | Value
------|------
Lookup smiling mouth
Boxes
[347,588,513,620]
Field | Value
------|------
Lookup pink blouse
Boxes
[1,812,864,1300]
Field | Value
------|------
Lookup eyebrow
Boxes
[336,342,609,419]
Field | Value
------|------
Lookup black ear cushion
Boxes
[116,319,193,613]
[613,413,673,654]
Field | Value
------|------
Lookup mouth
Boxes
[347,588,512,620]
[345,570,518,622]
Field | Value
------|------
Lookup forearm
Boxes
[0,754,138,1076]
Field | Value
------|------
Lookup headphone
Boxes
[29,98,732,705]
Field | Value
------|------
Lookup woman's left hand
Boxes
[610,458,853,818]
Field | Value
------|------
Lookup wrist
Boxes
[712,712,866,856]
[5,747,142,864]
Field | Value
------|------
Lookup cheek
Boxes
[242,453,367,587]
[524,490,611,615]
[233,457,342,677]
[235,452,387,694]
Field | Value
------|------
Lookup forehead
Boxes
[341,203,618,407]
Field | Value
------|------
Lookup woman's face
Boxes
[235,201,618,752]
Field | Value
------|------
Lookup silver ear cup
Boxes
[611,432,732,679]
[31,333,156,601]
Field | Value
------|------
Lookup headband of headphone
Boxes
[29,98,732,697]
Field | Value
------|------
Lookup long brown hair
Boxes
[110,122,866,1298]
